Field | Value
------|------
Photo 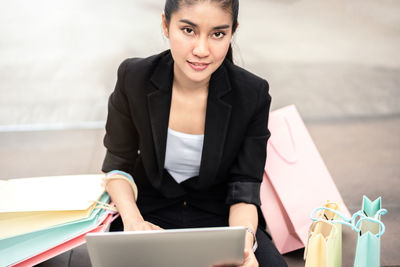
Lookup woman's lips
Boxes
[187,61,209,71]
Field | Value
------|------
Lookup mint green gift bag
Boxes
[353,196,387,267]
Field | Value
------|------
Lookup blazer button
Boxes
[183,201,187,206]
[137,150,140,155]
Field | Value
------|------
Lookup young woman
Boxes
[102,0,287,266]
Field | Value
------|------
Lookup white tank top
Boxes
[164,128,204,183]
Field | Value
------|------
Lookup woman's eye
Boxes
[182,28,194,35]
[213,32,225,39]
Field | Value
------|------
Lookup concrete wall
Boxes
[1,0,399,129]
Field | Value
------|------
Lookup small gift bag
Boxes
[353,196,387,267]
[305,196,387,267]
[304,202,345,267]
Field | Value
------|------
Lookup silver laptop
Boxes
[86,226,246,267]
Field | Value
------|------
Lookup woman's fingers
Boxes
[150,223,163,230]
[124,221,163,231]
[212,249,253,267]
[238,249,258,267]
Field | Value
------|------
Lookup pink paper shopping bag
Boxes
[260,105,350,254]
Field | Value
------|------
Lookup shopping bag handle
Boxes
[309,219,339,235]
[310,207,387,237]
[310,206,358,231]
[92,200,118,212]
[351,208,387,223]
[352,208,387,237]
[268,116,298,164]
[355,216,386,237]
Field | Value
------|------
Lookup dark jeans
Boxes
[110,202,287,267]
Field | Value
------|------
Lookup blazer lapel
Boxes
[198,63,232,187]
[147,54,174,186]
[147,53,233,189]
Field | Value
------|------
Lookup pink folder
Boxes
[260,105,350,254]
[11,213,117,267]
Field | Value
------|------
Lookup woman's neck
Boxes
[173,64,210,94]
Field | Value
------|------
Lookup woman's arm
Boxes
[214,203,259,267]
[106,178,162,231]
[225,81,271,267]
[102,60,161,231]
[229,203,258,251]
[228,203,259,267]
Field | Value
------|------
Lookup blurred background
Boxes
[0,0,399,266]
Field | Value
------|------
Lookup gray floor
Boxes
[1,118,399,266]
[1,0,399,266]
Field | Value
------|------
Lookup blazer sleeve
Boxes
[102,59,139,174]
[225,80,271,206]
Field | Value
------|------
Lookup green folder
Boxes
[0,193,110,267]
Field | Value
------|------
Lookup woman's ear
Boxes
[233,21,239,34]
[161,14,169,38]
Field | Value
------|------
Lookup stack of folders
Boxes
[0,174,117,267]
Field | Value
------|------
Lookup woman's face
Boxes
[163,1,234,85]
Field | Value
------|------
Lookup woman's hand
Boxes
[213,249,258,267]
[105,178,162,231]
[238,249,258,267]
[123,219,163,231]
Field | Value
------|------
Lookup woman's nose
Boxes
[193,36,210,58]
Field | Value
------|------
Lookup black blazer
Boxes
[102,50,271,217]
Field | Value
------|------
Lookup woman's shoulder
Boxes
[224,60,269,93]
[117,50,171,77]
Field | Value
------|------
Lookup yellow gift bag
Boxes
[304,202,347,267]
